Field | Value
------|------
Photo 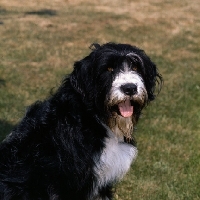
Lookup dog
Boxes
[0,43,162,200]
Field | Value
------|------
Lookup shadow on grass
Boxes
[0,120,14,142]
[0,79,6,87]
[25,9,57,16]
[0,7,7,15]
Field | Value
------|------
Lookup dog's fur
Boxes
[0,43,162,200]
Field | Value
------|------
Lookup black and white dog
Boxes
[0,43,162,200]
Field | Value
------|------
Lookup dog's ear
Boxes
[70,55,94,98]
[70,44,102,97]
[70,63,85,96]
[141,53,162,102]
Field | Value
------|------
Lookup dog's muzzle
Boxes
[106,71,147,118]
[118,83,138,117]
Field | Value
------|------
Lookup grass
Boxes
[0,0,200,199]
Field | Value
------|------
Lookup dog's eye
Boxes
[132,66,137,71]
[108,67,114,72]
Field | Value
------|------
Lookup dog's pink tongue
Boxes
[118,100,133,118]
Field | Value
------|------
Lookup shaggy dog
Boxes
[0,43,162,200]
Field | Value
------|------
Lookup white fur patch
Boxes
[107,70,147,105]
[94,130,138,187]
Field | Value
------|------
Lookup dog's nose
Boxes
[120,83,137,96]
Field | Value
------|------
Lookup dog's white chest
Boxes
[94,132,138,187]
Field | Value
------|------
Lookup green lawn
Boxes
[0,0,200,199]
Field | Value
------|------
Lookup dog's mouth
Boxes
[118,99,133,118]
[110,99,135,118]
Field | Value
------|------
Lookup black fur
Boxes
[0,43,162,200]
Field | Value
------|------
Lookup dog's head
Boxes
[70,43,162,140]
